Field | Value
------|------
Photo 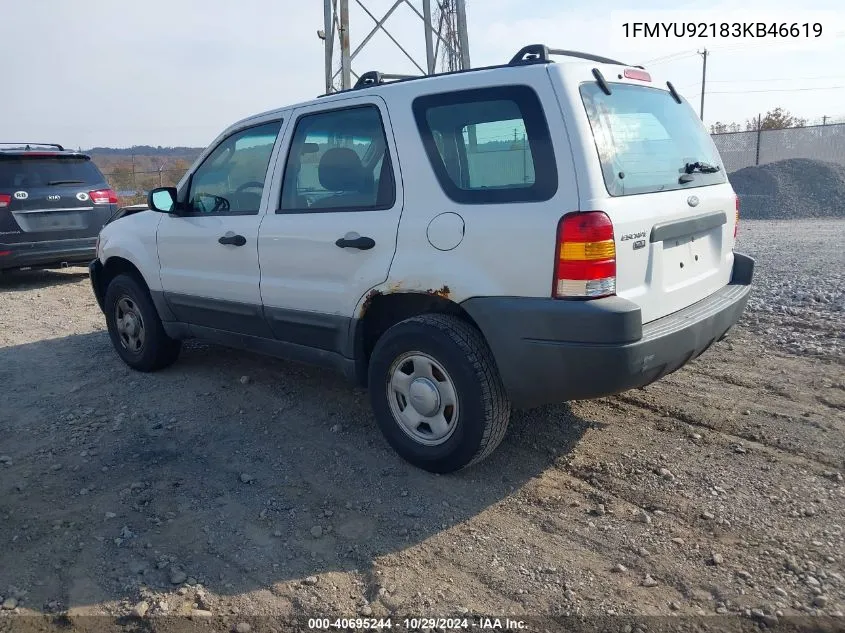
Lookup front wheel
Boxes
[368,314,510,473]
[104,273,181,372]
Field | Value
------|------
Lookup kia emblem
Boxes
[687,195,700,207]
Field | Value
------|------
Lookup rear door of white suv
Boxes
[156,117,285,336]
[257,96,403,353]
[549,62,738,324]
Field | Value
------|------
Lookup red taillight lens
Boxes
[89,189,118,205]
[554,211,617,299]
[734,194,740,239]
[0,194,10,208]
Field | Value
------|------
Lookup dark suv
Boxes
[0,143,117,273]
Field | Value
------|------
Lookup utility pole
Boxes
[698,48,708,121]
[822,115,828,125]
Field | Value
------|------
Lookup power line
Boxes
[687,85,845,97]
[708,75,845,84]
[639,51,698,66]
[678,75,845,90]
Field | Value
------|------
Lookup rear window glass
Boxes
[0,156,105,189]
[413,85,557,204]
[580,83,727,196]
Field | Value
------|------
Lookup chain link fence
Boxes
[711,122,845,173]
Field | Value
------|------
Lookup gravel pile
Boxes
[736,219,844,360]
[729,158,845,220]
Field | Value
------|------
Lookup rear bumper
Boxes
[0,237,96,271]
[461,252,755,409]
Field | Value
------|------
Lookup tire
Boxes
[104,273,181,372]
[368,313,510,473]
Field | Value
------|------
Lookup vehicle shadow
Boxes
[0,331,599,614]
[0,266,89,292]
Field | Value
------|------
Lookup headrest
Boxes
[318,147,366,192]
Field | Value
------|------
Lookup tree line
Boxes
[710,107,808,134]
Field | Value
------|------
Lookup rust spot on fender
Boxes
[359,288,382,317]
[426,285,451,299]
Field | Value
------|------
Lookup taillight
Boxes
[0,194,10,208]
[89,189,118,205]
[553,211,616,299]
[734,194,740,239]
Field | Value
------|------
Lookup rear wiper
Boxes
[679,161,721,183]
[684,161,721,174]
[47,179,85,185]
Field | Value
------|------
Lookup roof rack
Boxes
[0,142,65,151]
[508,44,631,68]
[353,71,419,90]
[320,44,643,98]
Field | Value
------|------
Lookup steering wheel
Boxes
[194,192,230,214]
[235,181,264,194]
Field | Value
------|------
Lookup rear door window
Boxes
[0,156,105,188]
[580,83,728,196]
[413,85,557,204]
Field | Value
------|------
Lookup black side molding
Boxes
[650,211,726,243]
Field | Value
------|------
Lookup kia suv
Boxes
[0,143,118,273]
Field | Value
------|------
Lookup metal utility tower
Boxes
[321,0,471,93]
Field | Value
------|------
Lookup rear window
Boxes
[580,83,727,196]
[413,85,557,204]
[0,156,105,189]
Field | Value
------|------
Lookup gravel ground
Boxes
[730,159,845,220]
[0,219,843,632]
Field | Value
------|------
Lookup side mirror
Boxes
[148,187,179,213]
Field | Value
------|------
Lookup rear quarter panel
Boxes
[366,66,580,309]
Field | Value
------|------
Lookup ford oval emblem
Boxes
[687,195,700,207]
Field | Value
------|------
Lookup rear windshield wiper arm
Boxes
[684,161,721,174]
[47,179,86,185]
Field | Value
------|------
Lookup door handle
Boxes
[218,233,247,246]
[335,235,376,250]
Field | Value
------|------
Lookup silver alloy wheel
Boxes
[386,351,459,446]
[114,296,145,353]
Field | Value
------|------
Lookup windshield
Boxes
[0,156,105,189]
[580,83,727,196]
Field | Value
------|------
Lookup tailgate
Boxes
[602,185,736,323]
[547,62,737,323]
[0,154,116,242]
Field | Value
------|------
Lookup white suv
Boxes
[90,45,754,473]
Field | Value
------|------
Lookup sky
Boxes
[1,0,843,149]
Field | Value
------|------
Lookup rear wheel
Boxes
[104,274,180,371]
[368,314,510,473]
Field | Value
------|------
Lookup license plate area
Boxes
[14,211,87,232]
[662,229,720,289]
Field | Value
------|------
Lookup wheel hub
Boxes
[386,351,460,446]
[124,314,140,337]
[408,377,441,417]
